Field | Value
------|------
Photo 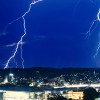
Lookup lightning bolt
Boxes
[85,8,100,38]
[13,58,18,68]
[4,0,43,69]
[85,8,100,58]
[94,37,100,58]
[85,18,98,38]
[20,42,24,69]
[93,9,100,58]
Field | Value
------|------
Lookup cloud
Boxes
[0,28,8,36]
[5,42,26,47]
[5,43,17,47]
[1,35,46,48]
[0,32,7,36]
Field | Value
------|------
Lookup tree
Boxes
[83,87,99,100]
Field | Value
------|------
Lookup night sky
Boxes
[0,0,100,68]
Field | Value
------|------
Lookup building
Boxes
[67,91,83,100]
[0,87,51,100]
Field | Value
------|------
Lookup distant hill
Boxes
[0,67,99,78]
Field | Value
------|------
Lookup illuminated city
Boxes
[0,68,98,99]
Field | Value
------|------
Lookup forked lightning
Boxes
[4,0,43,69]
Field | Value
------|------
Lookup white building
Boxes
[0,87,51,100]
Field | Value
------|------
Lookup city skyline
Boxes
[0,0,100,68]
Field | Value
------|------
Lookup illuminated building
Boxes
[8,73,14,83]
[67,91,83,100]
[3,76,8,84]
[29,82,37,86]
